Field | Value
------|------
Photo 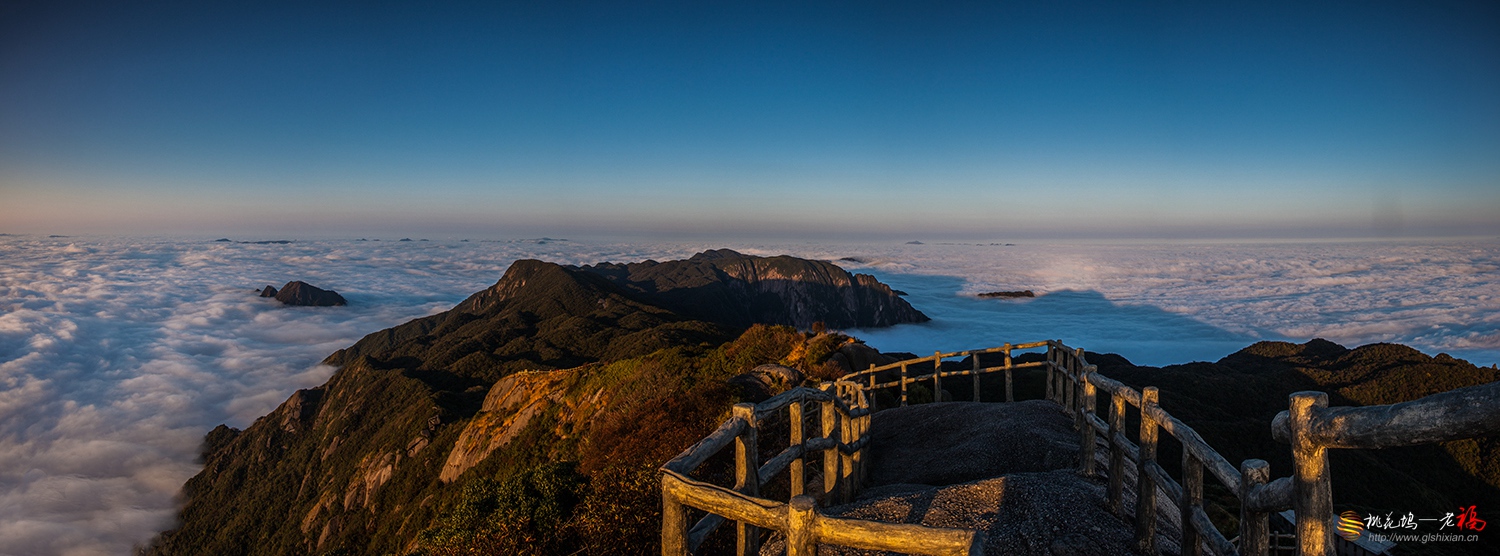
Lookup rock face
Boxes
[727,363,805,403]
[259,285,277,297]
[578,249,928,329]
[273,281,347,306]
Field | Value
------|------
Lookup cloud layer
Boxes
[0,236,1495,555]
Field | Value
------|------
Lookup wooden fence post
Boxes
[790,399,804,497]
[867,364,876,409]
[1181,451,1204,556]
[822,397,841,505]
[1072,348,1086,418]
[661,485,687,556]
[786,495,817,556]
[1080,374,1097,477]
[1107,390,1127,516]
[900,362,909,407]
[1290,392,1333,556]
[1136,386,1160,555]
[933,351,942,402]
[1004,344,1013,402]
[840,385,855,502]
[732,403,760,556]
[972,354,981,402]
[1240,459,1271,556]
[1046,344,1056,403]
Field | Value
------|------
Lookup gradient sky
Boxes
[2,1,1498,240]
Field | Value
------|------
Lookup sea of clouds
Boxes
[1,235,1497,555]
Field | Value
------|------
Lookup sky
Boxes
[2,1,1498,240]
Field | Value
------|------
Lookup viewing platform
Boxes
[662,341,1500,556]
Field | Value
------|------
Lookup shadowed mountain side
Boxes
[322,259,732,384]
[847,271,1261,366]
[578,249,928,330]
[1089,340,1500,556]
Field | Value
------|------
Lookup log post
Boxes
[839,386,855,502]
[1080,375,1098,477]
[868,364,876,409]
[856,388,869,487]
[900,362,909,406]
[790,399,804,497]
[1107,390,1127,516]
[1072,348,1086,418]
[972,354,981,402]
[1046,344,1056,403]
[933,351,942,402]
[661,486,687,556]
[1290,391,1333,556]
[1240,459,1271,556]
[1136,386,1160,555]
[1003,344,1014,402]
[732,403,760,556]
[786,495,818,556]
[1181,451,1204,556]
[822,398,841,505]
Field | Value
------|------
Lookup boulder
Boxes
[727,364,805,402]
[274,281,347,307]
[829,342,898,374]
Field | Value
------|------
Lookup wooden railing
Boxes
[660,381,984,556]
[663,340,1500,556]
[1264,382,1500,556]
[843,341,1052,406]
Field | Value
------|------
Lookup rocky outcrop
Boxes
[977,290,1034,298]
[259,285,278,297]
[727,364,805,403]
[578,249,928,329]
[273,281,347,306]
[440,369,586,482]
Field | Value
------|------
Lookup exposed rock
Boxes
[829,342,898,375]
[727,364,805,403]
[259,285,277,297]
[977,290,1034,298]
[274,281,347,306]
[578,249,928,329]
[440,369,580,482]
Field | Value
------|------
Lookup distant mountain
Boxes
[145,252,923,556]
[577,249,928,329]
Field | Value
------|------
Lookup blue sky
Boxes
[2,1,1497,240]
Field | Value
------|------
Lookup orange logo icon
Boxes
[1337,510,1364,541]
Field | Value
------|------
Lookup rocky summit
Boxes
[274,280,347,306]
[145,252,922,556]
[577,249,928,329]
